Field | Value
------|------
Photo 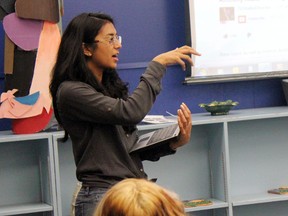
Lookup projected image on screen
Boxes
[187,0,288,83]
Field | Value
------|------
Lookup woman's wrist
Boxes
[152,55,167,68]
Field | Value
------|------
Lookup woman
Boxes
[50,12,200,216]
[94,178,187,216]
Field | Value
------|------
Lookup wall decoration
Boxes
[0,0,63,134]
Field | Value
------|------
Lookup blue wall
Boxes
[62,0,285,114]
[0,0,286,130]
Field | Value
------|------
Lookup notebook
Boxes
[130,124,180,153]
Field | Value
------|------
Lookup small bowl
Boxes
[199,101,238,116]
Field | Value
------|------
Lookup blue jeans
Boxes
[75,186,108,216]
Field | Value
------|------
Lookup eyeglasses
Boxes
[94,35,122,46]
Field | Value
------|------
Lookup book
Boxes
[183,199,213,208]
[268,187,288,195]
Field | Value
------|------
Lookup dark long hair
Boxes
[50,13,129,141]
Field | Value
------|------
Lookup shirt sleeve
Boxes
[57,61,166,126]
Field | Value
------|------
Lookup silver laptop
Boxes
[130,124,180,153]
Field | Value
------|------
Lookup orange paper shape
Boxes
[29,21,61,101]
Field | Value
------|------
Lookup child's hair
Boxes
[94,178,186,216]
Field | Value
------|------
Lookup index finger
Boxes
[178,46,201,56]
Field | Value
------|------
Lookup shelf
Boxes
[143,123,227,211]
[192,106,288,125]
[0,203,53,216]
[232,193,288,206]
[2,106,288,216]
[0,131,51,143]
[0,133,57,215]
[52,133,77,216]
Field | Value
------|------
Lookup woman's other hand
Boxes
[152,46,201,71]
[169,103,192,150]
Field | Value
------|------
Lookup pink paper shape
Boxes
[3,13,43,51]
[0,89,51,119]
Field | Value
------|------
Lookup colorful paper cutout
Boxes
[0,7,7,20]
[0,22,5,72]
[0,89,50,119]
[4,34,14,74]
[15,0,60,23]
[29,21,61,100]
[0,0,16,14]
[3,13,43,51]
[0,1,63,134]
[14,91,39,105]
[12,107,53,134]
[5,48,36,97]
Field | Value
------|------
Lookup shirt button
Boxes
[140,169,143,172]
[126,134,129,137]
[107,107,112,111]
